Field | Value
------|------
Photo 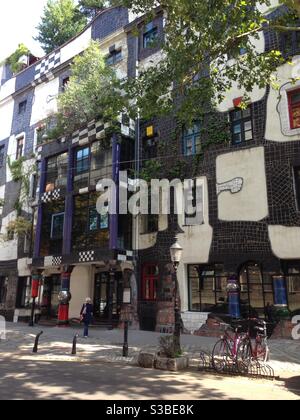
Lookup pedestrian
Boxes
[80,298,94,338]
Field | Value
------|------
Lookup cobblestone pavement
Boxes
[0,323,300,378]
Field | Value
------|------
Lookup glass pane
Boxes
[51,213,64,239]
[242,107,251,118]
[234,123,242,134]
[233,133,242,144]
[89,207,99,231]
[291,105,300,128]
[233,110,242,121]
[245,130,253,141]
[291,91,300,104]
[189,277,201,311]
[244,120,252,131]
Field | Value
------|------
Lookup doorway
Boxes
[41,275,61,319]
[94,272,123,321]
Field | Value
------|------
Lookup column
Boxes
[227,275,241,319]
[57,266,73,326]
[62,147,74,255]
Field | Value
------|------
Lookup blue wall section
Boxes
[92,7,128,41]
[15,65,36,93]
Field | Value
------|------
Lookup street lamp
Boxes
[170,239,183,354]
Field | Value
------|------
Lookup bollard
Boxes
[72,334,79,355]
[33,331,43,353]
[123,321,129,358]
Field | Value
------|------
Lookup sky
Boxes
[0,0,49,62]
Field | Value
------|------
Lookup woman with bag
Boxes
[80,298,94,338]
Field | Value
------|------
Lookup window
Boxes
[230,107,253,145]
[0,145,5,168]
[45,153,68,191]
[281,22,300,57]
[288,89,300,130]
[286,264,300,312]
[142,264,159,301]
[183,122,201,156]
[51,213,65,240]
[62,77,69,92]
[18,100,27,115]
[0,276,8,304]
[88,206,108,231]
[141,214,159,234]
[143,22,158,49]
[16,277,32,308]
[106,49,122,66]
[16,136,24,160]
[188,265,227,312]
[76,147,90,174]
[294,167,300,210]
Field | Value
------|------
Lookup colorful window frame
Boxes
[142,263,159,301]
[288,89,300,130]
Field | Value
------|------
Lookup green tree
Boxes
[78,0,112,19]
[49,41,126,136]
[35,0,87,54]
[119,0,300,124]
[1,44,30,74]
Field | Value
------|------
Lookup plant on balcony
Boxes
[46,41,126,140]
[1,44,30,74]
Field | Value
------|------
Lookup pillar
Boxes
[227,275,241,319]
[57,266,73,326]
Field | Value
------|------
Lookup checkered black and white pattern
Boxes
[41,189,61,203]
[34,51,61,80]
[117,250,134,262]
[52,256,62,267]
[79,250,95,263]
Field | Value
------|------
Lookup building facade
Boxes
[0,1,299,332]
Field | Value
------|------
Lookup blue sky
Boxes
[0,0,51,61]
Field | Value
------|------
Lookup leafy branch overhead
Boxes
[47,41,126,138]
[119,0,300,124]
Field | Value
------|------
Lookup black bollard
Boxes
[33,331,43,353]
[123,321,129,358]
[72,334,79,355]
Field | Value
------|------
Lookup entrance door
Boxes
[41,275,61,319]
[239,263,266,317]
[94,273,123,320]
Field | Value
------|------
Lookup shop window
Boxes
[106,48,122,66]
[230,106,253,145]
[286,264,300,313]
[72,193,109,251]
[51,212,65,239]
[16,277,32,308]
[143,22,158,49]
[18,100,27,115]
[45,152,68,191]
[0,145,5,168]
[188,265,227,312]
[16,136,24,160]
[0,276,8,304]
[288,89,300,130]
[142,264,159,301]
[183,122,201,156]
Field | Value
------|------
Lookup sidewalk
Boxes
[1,323,300,377]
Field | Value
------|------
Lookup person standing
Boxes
[80,298,94,338]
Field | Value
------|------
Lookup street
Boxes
[0,357,299,400]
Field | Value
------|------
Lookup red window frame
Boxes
[142,263,159,301]
[288,89,300,130]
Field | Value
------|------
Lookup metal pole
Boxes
[173,265,181,354]
[123,321,129,357]
[72,334,79,355]
[29,297,36,327]
[33,331,43,353]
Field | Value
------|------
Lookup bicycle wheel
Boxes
[256,341,270,363]
[212,339,230,373]
[236,339,252,374]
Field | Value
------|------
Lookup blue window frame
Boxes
[106,49,122,66]
[143,22,158,49]
[76,147,90,174]
[51,213,65,239]
[230,106,253,145]
[183,122,201,156]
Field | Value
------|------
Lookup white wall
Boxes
[69,265,93,319]
[60,26,92,64]
[0,97,14,141]
[216,147,269,222]
[265,57,300,142]
[269,225,300,259]
[30,77,60,126]
[0,211,18,261]
[0,77,15,102]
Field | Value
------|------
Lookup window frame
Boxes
[106,49,122,66]
[141,263,159,301]
[288,89,300,130]
[50,212,65,240]
[230,106,253,145]
[183,121,201,156]
[0,145,5,168]
[75,146,90,175]
[16,135,24,160]
[143,22,159,49]
[18,100,27,115]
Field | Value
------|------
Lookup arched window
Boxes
[142,264,159,301]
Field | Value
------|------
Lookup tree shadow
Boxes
[284,376,300,398]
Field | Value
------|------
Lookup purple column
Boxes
[33,159,47,258]
[110,134,120,250]
[62,148,74,255]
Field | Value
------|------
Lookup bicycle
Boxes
[236,318,270,372]
[212,322,245,373]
